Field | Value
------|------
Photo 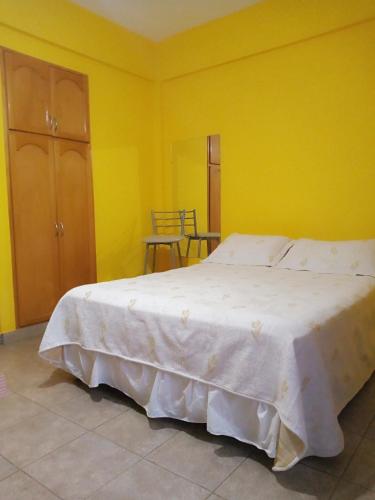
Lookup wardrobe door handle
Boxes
[54,117,58,133]
[59,222,64,235]
[54,223,59,236]
[46,111,53,130]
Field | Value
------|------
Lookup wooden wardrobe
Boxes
[2,49,96,327]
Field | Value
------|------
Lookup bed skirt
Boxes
[40,343,306,470]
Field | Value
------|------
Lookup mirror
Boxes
[171,134,221,263]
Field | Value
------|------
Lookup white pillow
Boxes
[204,233,292,267]
[276,238,375,277]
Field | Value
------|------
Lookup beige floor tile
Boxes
[0,409,84,467]
[0,471,59,500]
[1,335,43,361]
[302,430,361,477]
[216,457,336,500]
[3,325,46,345]
[0,454,17,480]
[25,432,139,499]
[52,389,128,429]
[4,355,72,392]
[96,407,178,456]
[331,480,375,500]
[1,349,46,376]
[365,418,375,442]
[0,393,44,431]
[344,438,375,491]
[339,378,375,436]
[148,430,248,490]
[89,459,209,500]
[17,372,85,409]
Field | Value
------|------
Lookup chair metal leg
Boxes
[170,243,176,268]
[144,244,150,274]
[198,238,202,258]
[176,241,182,267]
[186,237,191,258]
[152,244,157,272]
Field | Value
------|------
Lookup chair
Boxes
[184,209,221,258]
[143,210,185,274]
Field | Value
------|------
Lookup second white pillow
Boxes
[276,238,375,277]
[204,233,292,267]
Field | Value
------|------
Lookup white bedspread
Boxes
[40,263,375,468]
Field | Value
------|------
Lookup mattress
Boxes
[39,263,375,470]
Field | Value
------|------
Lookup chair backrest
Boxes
[182,209,198,237]
[151,210,185,235]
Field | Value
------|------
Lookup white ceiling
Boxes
[70,0,261,41]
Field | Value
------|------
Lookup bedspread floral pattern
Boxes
[40,263,375,468]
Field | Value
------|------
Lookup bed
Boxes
[39,235,375,471]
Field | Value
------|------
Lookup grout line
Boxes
[89,406,132,432]
[143,429,248,493]
[142,427,187,458]
[333,428,374,495]
[25,390,132,433]
[90,411,180,459]
[88,431,144,460]
[327,419,375,500]
[9,394,90,433]
[4,335,375,498]
[3,346,241,496]
[142,424,180,458]
[21,469,65,500]
[361,413,375,440]
[0,464,19,483]
[4,357,137,433]
[210,450,250,496]
[0,433,77,500]
[18,431,89,471]
[300,437,360,481]
[80,453,143,500]
[1,404,143,499]
[142,456,212,495]
[339,434,365,478]
[2,463,62,500]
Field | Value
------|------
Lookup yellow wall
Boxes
[0,1,159,332]
[0,0,156,80]
[160,0,375,243]
[1,0,375,331]
[158,0,375,80]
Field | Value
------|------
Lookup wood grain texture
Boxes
[54,139,96,294]
[8,131,60,326]
[4,51,51,136]
[52,67,90,142]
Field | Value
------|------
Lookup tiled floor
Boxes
[0,333,374,499]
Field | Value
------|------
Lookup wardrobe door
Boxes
[51,68,90,142]
[8,132,60,326]
[4,51,52,135]
[54,139,95,294]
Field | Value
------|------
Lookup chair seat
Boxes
[186,232,221,240]
[143,234,184,244]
